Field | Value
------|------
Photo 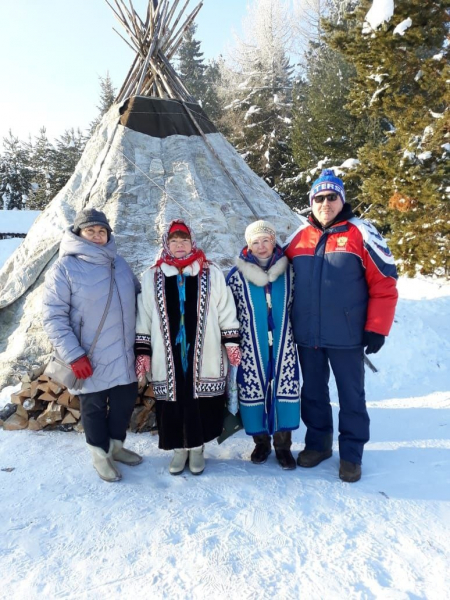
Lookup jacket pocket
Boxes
[344,307,355,340]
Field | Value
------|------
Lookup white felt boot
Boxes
[189,445,205,475]
[88,441,122,482]
[111,439,143,466]
[169,449,189,475]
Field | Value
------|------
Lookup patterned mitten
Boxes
[135,355,151,379]
[226,345,242,367]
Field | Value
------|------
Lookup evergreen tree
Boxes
[27,127,58,210]
[53,128,87,195]
[218,0,296,198]
[0,131,32,210]
[289,42,376,211]
[327,0,450,275]
[89,72,117,134]
[176,25,222,122]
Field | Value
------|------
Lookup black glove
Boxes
[363,331,385,355]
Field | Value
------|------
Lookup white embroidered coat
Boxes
[136,260,240,402]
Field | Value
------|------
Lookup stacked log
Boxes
[0,372,157,434]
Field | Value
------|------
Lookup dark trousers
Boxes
[253,431,292,451]
[298,346,369,464]
[79,382,138,453]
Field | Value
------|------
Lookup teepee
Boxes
[0,0,298,390]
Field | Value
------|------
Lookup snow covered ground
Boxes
[1,275,449,599]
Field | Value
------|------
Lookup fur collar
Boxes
[160,261,201,277]
[236,256,288,287]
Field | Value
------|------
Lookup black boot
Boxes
[251,443,271,464]
[339,460,361,483]
[297,448,332,468]
[275,449,296,470]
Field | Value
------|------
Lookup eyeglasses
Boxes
[314,193,338,203]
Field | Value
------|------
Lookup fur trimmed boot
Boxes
[87,441,122,482]
[111,439,143,466]
[189,445,205,475]
[169,449,189,475]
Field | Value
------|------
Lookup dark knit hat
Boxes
[309,169,346,205]
[73,208,112,235]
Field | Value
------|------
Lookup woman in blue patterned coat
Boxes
[227,220,301,469]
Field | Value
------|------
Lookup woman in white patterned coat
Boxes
[135,220,241,476]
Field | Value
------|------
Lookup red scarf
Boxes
[153,219,209,273]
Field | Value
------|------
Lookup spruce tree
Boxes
[27,127,58,210]
[0,131,32,210]
[53,128,87,195]
[89,72,117,134]
[327,0,450,275]
[290,43,370,211]
[176,25,222,122]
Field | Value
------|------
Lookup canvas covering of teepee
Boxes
[0,0,298,391]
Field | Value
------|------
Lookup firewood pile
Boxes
[0,370,157,434]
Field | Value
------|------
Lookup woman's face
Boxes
[168,235,192,259]
[80,225,108,245]
[250,235,275,259]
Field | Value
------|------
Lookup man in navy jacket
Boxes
[285,169,398,482]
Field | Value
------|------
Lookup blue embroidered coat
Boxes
[227,248,300,436]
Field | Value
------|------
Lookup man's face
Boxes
[312,192,343,227]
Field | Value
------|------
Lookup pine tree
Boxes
[327,0,450,275]
[89,72,117,134]
[176,25,222,122]
[0,131,32,210]
[27,127,58,210]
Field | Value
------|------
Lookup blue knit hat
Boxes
[309,169,345,205]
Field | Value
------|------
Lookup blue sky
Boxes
[0,0,247,142]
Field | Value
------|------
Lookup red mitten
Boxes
[71,356,93,379]
[135,355,151,380]
[226,345,242,367]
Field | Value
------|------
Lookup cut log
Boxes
[11,394,26,405]
[3,413,28,431]
[17,386,32,398]
[28,418,44,431]
[22,398,46,412]
[36,402,65,427]
[68,395,80,410]
[38,391,58,402]
[30,380,40,398]
[37,374,50,383]
[56,391,71,406]
[47,381,64,395]
[67,408,81,420]
[62,412,77,425]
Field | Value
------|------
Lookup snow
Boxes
[1,276,450,598]
[340,158,360,169]
[0,209,41,234]
[364,0,394,31]
[393,17,412,36]
[418,151,432,162]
